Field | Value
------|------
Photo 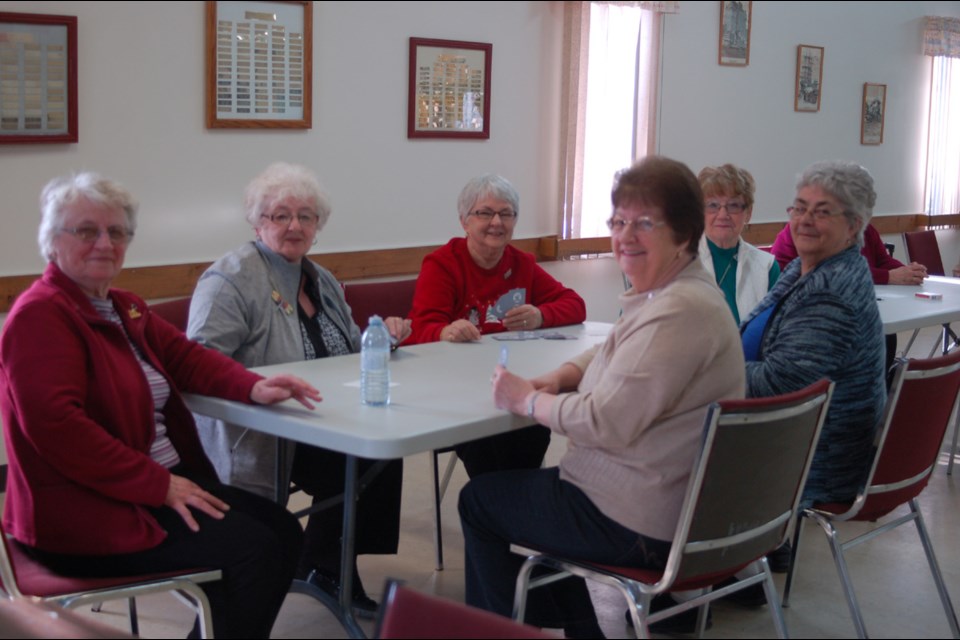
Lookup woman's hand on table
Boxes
[491,364,534,415]
[503,305,542,332]
[250,375,322,409]
[888,262,927,285]
[166,474,230,532]
[440,319,482,343]
[385,316,412,344]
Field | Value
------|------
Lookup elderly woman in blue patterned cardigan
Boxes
[741,160,886,507]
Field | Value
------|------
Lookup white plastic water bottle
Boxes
[360,315,391,406]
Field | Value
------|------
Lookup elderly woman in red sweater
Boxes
[0,172,319,639]
[407,173,586,478]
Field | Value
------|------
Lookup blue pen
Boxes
[499,345,509,368]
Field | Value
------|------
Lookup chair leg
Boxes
[761,562,788,639]
[911,499,960,638]
[813,515,869,639]
[781,517,805,607]
[949,396,960,476]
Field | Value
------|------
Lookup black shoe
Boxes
[715,576,768,608]
[766,542,792,574]
[305,568,380,619]
[624,594,713,635]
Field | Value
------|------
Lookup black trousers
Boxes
[23,469,303,639]
[455,424,552,479]
[291,444,403,576]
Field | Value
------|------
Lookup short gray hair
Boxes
[38,173,138,261]
[244,162,332,230]
[456,174,520,223]
[796,160,876,244]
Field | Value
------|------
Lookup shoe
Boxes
[305,568,380,619]
[624,594,713,635]
[766,542,792,574]
[715,577,767,608]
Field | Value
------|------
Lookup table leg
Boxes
[289,454,365,638]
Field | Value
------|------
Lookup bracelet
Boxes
[526,391,543,418]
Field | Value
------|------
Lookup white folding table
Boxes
[184,321,612,637]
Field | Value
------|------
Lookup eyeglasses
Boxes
[262,209,319,227]
[705,200,747,215]
[470,209,517,221]
[786,205,844,221]
[606,216,666,235]
[59,225,134,245]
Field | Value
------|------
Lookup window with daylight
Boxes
[923,17,960,217]
[558,1,677,240]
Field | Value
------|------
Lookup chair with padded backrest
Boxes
[375,578,554,639]
[149,296,193,332]
[342,279,458,571]
[512,379,833,639]
[0,521,221,638]
[900,230,958,359]
[903,230,946,276]
[782,353,960,638]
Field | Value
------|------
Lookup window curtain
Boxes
[923,17,960,216]
[558,1,678,239]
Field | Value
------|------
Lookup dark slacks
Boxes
[291,444,403,576]
[24,469,303,639]
[458,467,671,635]
[455,424,551,479]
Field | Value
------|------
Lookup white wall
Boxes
[0,1,564,274]
[1,1,959,274]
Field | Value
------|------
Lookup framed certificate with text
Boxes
[205,1,312,129]
[408,37,491,140]
[0,12,77,144]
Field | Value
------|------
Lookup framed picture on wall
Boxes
[205,0,312,129]
[0,11,78,144]
[861,83,886,145]
[795,44,824,112]
[718,1,751,66]
[408,37,491,139]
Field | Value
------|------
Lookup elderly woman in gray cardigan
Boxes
[187,162,410,617]
[741,160,886,506]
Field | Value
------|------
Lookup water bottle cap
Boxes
[368,314,383,325]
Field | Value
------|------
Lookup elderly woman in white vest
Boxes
[697,164,780,324]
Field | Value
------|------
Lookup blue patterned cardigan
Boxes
[741,245,886,505]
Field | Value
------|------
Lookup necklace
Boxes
[717,254,737,287]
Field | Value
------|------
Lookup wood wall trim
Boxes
[0,213,951,313]
[0,237,556,313]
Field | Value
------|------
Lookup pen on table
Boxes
[499,345,509,368]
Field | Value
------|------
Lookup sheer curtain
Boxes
[923,16,960,216]
[559,1,677,239]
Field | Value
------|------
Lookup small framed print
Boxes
[861,83,886,145]
[0,12,78,144]
[795,44,824,113]
[205,1,312,129]
[719,1,751,66]
[408,37,491,139]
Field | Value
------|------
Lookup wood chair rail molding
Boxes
[0,213,950,313]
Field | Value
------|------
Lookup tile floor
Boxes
[57,325,960,638]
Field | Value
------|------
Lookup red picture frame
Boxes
[408,37,491,140]
[0,11,78,144]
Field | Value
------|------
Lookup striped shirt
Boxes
[90,297,181,468]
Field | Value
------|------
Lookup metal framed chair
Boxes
[512,379,833,639]
[783,353,960,638]
[375,578,553,639]
[0,526,220,638]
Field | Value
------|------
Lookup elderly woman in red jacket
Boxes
[0,172,320,639]
[407,173,586,478]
